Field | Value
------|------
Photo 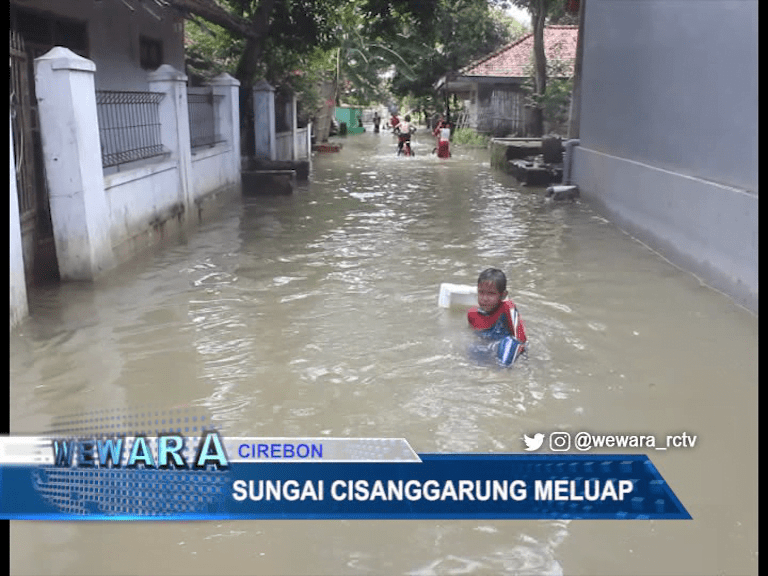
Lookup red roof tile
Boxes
[460,25,578,78]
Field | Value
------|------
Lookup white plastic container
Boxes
[438,283,478,308]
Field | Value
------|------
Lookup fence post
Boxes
[252,80,276,161]
[148,64,193,215]
[290,92,298,161]
[210,73,241,186]
[33,47,115,281]
[10,114,28,325]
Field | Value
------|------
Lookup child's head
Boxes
[477,268,508,313]
[405,114,411,122]
[478,268,506,292]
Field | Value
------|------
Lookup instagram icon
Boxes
[549,432,571,451]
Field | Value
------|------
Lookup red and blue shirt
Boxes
[468,300,527,344]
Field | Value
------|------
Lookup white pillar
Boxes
[306,120,313,162]
[148,65,193,214]
[210,73,241,184]
[10,114,28,328]
[34,47,115,281]
[290,93,298,161]
[252,80,276,161]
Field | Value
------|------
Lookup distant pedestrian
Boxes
[373,111,381,133]
[433,115,451,158]
[390,113,400,132]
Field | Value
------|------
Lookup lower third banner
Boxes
[0,438,690,520]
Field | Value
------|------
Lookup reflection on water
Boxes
[10,130,757,576]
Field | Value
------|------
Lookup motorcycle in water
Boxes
[397,134,415,156]
[394,121,416,157]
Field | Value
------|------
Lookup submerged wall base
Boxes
[573,146,757,313]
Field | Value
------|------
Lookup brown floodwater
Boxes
[10,129,758,575]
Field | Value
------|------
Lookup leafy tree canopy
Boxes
[185,0,530,118]
[384,1,523,113]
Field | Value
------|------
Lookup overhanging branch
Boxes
[160,0,257,38]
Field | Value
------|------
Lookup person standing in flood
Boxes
[433,115,451,158]
[390,112,400,132]
[373,111,381,133]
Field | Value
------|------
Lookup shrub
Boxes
[451,127,490,147]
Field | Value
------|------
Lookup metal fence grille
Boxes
[10,30,37,219]
[188,90,224,149]
[96,90,165,168]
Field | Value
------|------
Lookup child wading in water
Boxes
[432,115,451,158]
[468,268,527,366]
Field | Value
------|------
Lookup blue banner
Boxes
[0,454,690,520]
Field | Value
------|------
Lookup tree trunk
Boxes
[236,38,262,156]
[531,0,547,137]
[567,0,586,139]
[233,0,277,157]
[314,76,337,143]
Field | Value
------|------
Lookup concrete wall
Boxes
[103,71,241,263]
[104,160,184,261]
[9,47,241,328]
[572,0,757,312]
[104,145,240,264]
[9,2,242,328]
[191,145,240,198]
[13,0,185,91]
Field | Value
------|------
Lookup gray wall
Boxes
[14,0,185,91]
[573,0,757,312]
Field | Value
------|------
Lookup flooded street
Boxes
[10,129,758,575]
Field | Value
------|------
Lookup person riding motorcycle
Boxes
[394,114,416,156]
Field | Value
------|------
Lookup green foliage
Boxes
[185,18,243,85]
[361,0,441,42]
[450,127,490,147]
[521,43,573,135]
[490,7,531,39]
[183,0,539,123]
[384,0,516,111]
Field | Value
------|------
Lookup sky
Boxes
[504,5,532,26]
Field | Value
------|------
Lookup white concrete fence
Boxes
[274,126,311,162]
[26,47,241,284]
[252,80,312,163]
[10,47,315,328]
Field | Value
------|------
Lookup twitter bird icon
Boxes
[523,433,545,451]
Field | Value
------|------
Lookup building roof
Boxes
[460,25,578,79]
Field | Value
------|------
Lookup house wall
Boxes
[473,84,525,136]
[13,0,184,90]
[572,0,757,312]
